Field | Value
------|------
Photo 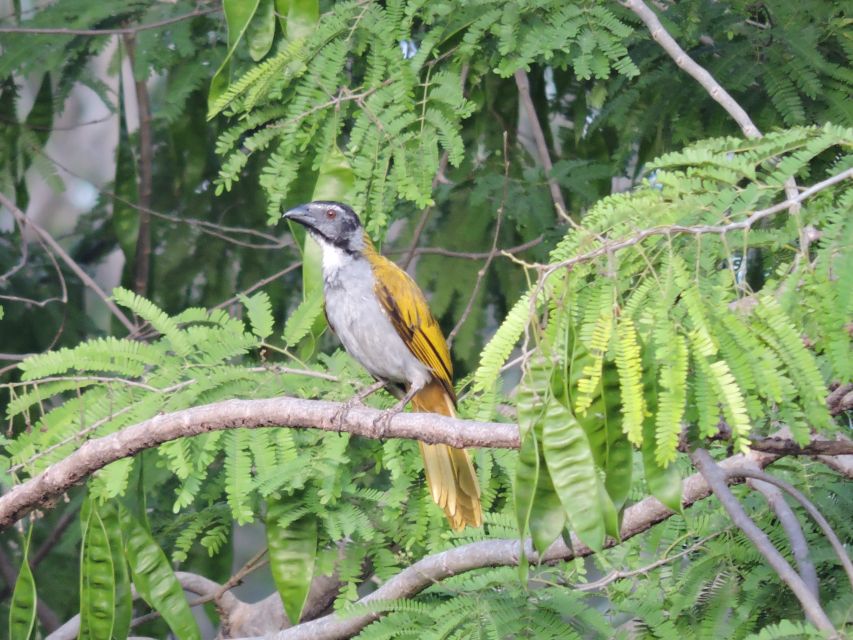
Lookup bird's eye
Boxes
[325,208,337,220]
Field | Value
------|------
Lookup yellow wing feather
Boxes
[364,241,455,402]
[363,238,481,530]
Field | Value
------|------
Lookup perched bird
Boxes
[283,201,482,531]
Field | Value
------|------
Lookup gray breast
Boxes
[322,251,432,390]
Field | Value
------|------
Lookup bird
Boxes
[283,200,482,531]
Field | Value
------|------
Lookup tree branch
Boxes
[542,167,851,277]
[747,437,853,457]
[690,448,835,634]
[0,192,137,333]
[725,466,853,589]
[747,478,819,597]
[621,0,801,212]
[514,69,567,218]
[621,0,760,139]
[0,6,219,35]
[0,396,518,530]
[122,33,154,297]
[2,391,850,533]
[248,448,785,640]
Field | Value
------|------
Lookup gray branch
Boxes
[244,448,784,640]
[726,466,853,590]
[691,448,836,634]
[621,0,801,210]
[0,396,517,530]
[747,478,819,597]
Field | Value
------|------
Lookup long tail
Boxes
[411,380,482,531]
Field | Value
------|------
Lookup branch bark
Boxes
[725,466,853,589]
[2,393,850,533]
[0,396,518,530]
[747,478,819,597]
[122,34,154,297]
[514,69,567,218]
[690,448,836,634]
[621,0,801,213]
[250,448,785,640]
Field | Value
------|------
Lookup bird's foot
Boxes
[372,396,409,440]
[334,380,388,432]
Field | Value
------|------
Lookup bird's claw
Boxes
[333,397,363,433]
[334,380,388,434]
[372,407,402,441]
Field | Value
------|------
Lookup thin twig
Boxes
[214,263,302,310]
[35,147,292,249]
[447,132,509,346]
[0,5,220,35]
[690,448,835,633]
[541,167,852,278]
[565,530,727,591]
[0,193,137,333]
[395,236,543,261]
[514,68,567,219]
[129,550,269,629]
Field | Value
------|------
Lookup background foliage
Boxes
[0,0,850,638]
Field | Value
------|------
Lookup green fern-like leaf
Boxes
[113,287,192,357]
[239,291,275,340]
[614,317,645,445]
[655,333,688,467]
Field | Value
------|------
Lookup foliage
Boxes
[0,0,851,637]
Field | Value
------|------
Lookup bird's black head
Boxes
[282,201,364,253]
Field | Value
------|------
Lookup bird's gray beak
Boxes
[282,204,312,227]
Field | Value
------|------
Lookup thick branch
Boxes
[748,437,853,457]
[2,391,850,532]
[0,396,518,530]
[690,448,835,633]
[251,449,783,640]
[725,466,853,589]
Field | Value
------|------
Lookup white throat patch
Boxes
[319,239,353,276]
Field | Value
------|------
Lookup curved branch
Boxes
[249,449,783,640]
[0,396,518,530]
[726,467,853,589]
[622,0,760,138]
[621,0,801,212]
[0,192,137,333]
[690,448,835,633]
[2,390,850,533]
[45,571,242,640]
[747,478,819,597]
